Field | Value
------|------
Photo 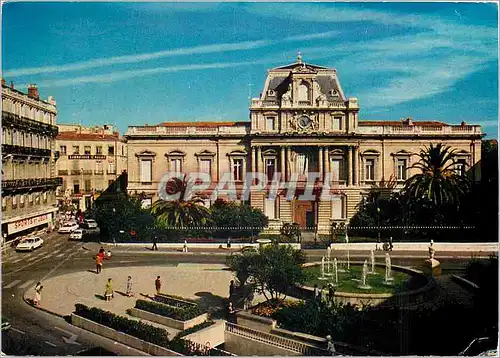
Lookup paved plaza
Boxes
[22,264,267,336]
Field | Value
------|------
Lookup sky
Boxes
[2,2,498,138]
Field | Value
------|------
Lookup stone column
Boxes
[324,147,330,180]
[256,146,262,174]
[251,146,256,173]
[280,146,286,181]
[347,146,353,186]
[353,146,359,186]
[286,147,292,179]
[318,146,323,179]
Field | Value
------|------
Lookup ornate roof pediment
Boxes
[362,149,381,156]
[166,149,186,157]
[135,149,156,157]
[228,149,247,156]
[195,149,216,157]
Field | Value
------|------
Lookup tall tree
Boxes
[403,143,470,207]
[151,175,210,229]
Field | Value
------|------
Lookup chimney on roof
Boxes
[28,84,40,100]
[1,78,5,86]
[461,121,466,127]
[10,81,14,89]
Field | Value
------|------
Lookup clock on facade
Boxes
[298,115,312,129]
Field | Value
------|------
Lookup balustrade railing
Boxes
[224,322,327,356]
[70,170,81,175]
[2,111,58,137]
[94,170,104,175]
[58,170,69,175]
[82,170,93,175]
[2,144,51,157]
[2,177,62,190]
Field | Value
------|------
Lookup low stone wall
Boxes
[104,242,301,250]
[330,242,499,252]
[451,274,480,291]
[301,262,436,308]
[128,307,209,330]
[236,310,276,333]
[184,320,225,347]
[225,330,300,356]
[71,314,181,356]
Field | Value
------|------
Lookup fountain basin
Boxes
[301,262,436,308]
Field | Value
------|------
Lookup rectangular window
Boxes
[84,146,91,155]
[330,159,340,182]
[108,162,116,174]
[95,161,103,174]
[265,198,276,219]
[140,159,152,182]
[73,146,80,155]
[397,159,407,181]
[60,145,67,155]
[43,192,47,202]
[266,158,276,181]
[96,146,103,155]
[12,195,17,209]
[19,195,24,208]
[331,196,344,219]
[35,193,40,204]
[85,179,91,192]
[233,159,243,181]
[73,181,80,194]
[332,116,341,130]
[28,193,33,204]
[266,117,275,130]
[199,159,211,175]
[2,197,6,210]
[365,159,375,181]
[456,159,466,176]
[170,159,182,173]
[108,146,115,155]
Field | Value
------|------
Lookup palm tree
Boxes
[151,174,210,229]
[403,143,470,207]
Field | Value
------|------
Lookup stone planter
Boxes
[128,307,209,330]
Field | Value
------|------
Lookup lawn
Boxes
[303,264,426,294]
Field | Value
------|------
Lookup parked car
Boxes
[70,229,84,240]
[82,219,98,229]
[15,237,43,251]
[58,223,80,234]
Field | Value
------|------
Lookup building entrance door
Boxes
[294,201,316,231]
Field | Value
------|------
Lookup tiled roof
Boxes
[56,132,120,141]
[156,121,249,127]
[359,121,449,127]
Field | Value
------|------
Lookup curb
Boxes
[22,287,66,319]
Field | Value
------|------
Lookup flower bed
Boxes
[154,294,199,310]
[136,299,203,321]
[74,304,228,356]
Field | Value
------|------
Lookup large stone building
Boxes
[124,56,483,233]
[55,124,127,211]
[1,81,61,241]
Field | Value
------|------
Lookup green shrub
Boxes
[176,321,215,338]
[136,299,203,321]
[74,304,228,356]
[154,294,198,310]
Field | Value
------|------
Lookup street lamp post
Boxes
[377,207,381,250]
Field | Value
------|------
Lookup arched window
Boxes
[297,82,310,102]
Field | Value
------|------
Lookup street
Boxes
[1,232,488,355]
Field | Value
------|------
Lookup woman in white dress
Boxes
[34,282,43,306]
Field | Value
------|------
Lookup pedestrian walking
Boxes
[126,276,134,297]
[389,236,394,251]
[105,278,113,301]
[229,280,235,299]
[33,282,43,306]
[314,284,320,300]
[155,276,162,295]
[98,247,105,262]
[328,284,335,305]
[227,302,236,323]
[227,238,231,248]
[95,254,103,274]
[326,335,336,356]
[152,236,158,251]
[106,250,112,260]
[183,239,188,252]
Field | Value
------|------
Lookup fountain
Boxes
[369,250,376,274]
[319,256,328,280]
[332,258,339,287]
[358,260,372,290]
[384,253,394,285]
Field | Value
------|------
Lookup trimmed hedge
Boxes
[176,321,216,338]
[136,299,203,321]
[154,294,197,310]
[74,304,227,356]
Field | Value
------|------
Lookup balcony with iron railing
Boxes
[2,177,63,191]
[2,144,51,157]
[2,111,59,137]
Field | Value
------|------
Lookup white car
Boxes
[16,237,43,251]
[70,229,84,240]
[58,223,80,234]
[83,219,98,229]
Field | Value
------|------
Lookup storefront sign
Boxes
[7,213,52,234]
[68,155,107,160]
